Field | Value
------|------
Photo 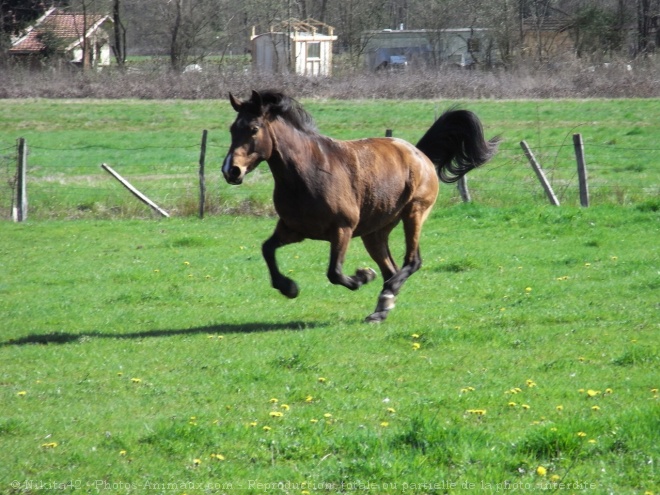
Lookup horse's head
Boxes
[222,90,273,185]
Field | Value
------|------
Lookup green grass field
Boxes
[1,98,658,493]
[1,202,658,494]
[0,98,658,219]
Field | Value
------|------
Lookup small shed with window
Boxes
[251,19,337,76]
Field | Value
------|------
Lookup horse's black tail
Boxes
[416,109,500,184]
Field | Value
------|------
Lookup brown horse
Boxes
[222,90,498,322]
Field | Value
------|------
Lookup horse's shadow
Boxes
[1,321,325,347]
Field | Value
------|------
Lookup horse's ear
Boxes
[251,90,263,109]
[229,93,242,112]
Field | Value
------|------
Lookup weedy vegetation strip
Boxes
[0,203,658,493]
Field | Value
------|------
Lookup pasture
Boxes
[0,98,659,218]
[1,204,658,494]
[0,98,658,494]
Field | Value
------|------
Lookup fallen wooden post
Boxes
[101,163,170,218]
[520,140,560,206]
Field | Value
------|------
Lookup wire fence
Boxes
[1,134,658,221]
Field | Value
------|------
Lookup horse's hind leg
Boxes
[365,210,426,323]
[262,220,304,299]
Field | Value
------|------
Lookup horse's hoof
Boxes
[365,311,388,323]
[356,267,377,284]
[276,278,299,299]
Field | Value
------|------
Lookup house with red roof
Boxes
[8,7,113,69]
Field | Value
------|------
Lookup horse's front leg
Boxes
[262,220,304,299]
[327,227,377,290]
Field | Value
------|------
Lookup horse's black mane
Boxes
[253,90,318,134]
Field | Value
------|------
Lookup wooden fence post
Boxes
[101,163,170,217]
[198,129,208,219]
[573,133,589,207]
[520,140,560,206]
[13,137,28,222]
[457,176,471,202]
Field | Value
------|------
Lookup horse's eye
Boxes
[250,126,259,135]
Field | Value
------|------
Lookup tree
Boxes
[112,0,126,67]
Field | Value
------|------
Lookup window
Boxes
[307,42,320,59]
[467,38,480,52]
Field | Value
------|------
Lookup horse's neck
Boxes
[267,121,318,178]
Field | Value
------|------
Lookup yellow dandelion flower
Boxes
[193,458,201,465]
[249,421,258,427]
[184,261,190,266]
[522,404,530,410]
[556,405,563,411]
[280,404,290,410]
[588,439,597,444]
[302,491,311,495]
[412,342,421,350]
[131,378,141,383]
[605,388,613,394]
[591,406,600,411]
[262,426,271,432]
[387,407,396,414]
[536,466,547,477]
[380,422,389,427]
[550,427,558,432]
[323,413,333,418]
[526,379,537,387]
[411,333,420,339]
[41,442,58,448]
[117,372,123,376]
[508,402,517,407]
[318,377,327,383]
[650,388,658,394]
[525,287,532,293]
[577,431,587,437]
[584,262,591,267]
[550,475,561,482]
[305,395,314,403]
[467,409,486,416]
[269,398,279,403]
[17,391,27,396]
[210,453,226,461]
[586,389,600,397]
[153,269,160,273]
[310,419,318,424]
[578,388,585,393]
[269,411,284,418]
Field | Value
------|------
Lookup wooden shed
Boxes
[8,7,113,69]
[251,19,337,76]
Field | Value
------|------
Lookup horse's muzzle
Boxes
[224,166,244,185]
[222,154,244,185]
